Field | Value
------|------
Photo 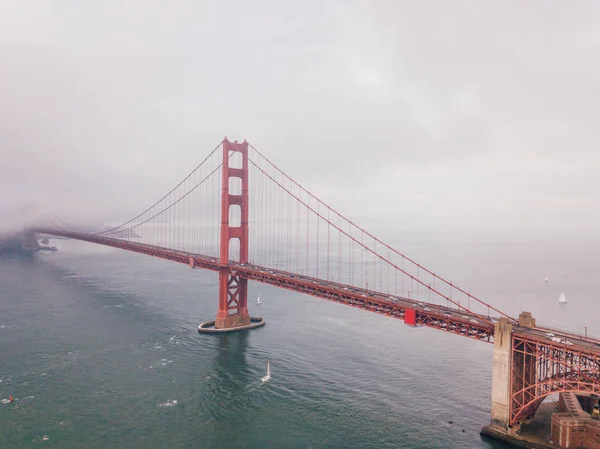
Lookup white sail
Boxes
[558,292,567,303]
[544,276,548,283]
[261,360,271,382]
[256,295,262,304]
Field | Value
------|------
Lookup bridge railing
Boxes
[534,324,600,344]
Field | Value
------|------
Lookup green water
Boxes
[2,236,598,448]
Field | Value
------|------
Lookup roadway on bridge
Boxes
[34,228,600,358]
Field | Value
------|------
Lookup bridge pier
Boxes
[485,312,539,438]
[21,228,40,252]
[490,317,514,430]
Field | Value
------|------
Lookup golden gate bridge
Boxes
[26,138,599,436]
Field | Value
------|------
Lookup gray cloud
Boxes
[1,0,599,236]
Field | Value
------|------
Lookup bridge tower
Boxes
[215,138,251,330]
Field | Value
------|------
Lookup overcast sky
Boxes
[1,1,599,237]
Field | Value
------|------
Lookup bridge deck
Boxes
[34,228,600,357]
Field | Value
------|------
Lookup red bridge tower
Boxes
[197,138,264,333]
[214,138,252,330]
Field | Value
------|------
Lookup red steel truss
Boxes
[30,227,498,342]
[509,332,600,427]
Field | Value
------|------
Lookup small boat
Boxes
[256,295,262,305]
[261,360,271,383]
[558,292,567,304]
[544,276,548,283]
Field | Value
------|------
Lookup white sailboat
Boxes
[544,276,549,283]
[256,295,262,305]
[261,360,271,382]
[558,292,567,304]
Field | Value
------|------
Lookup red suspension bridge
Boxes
[30,138,599,434]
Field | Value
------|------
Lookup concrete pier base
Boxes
[198,316,265,333]
[491,317,513,429]
[215,312,251,329]
[481,401,562,449]
[481,424,561,449]
[483,393,600,449]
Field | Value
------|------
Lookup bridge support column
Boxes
[489,312,538,432]
[215,269,250,329]
[21,228,40,252]
[491,317,514,429]
[214,138,253,331]
[483,313,542,445]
